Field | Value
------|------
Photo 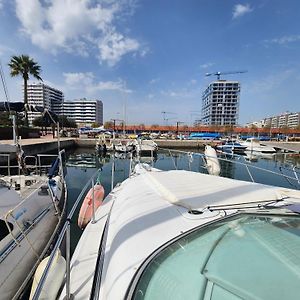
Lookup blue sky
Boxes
[0,0,299,126]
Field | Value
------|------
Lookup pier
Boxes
[263,142,300,154]
[0,137,299,156]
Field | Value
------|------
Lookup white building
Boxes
[201,80,240,126]
[62,98,103,126]
[26,83,63,125]
[287,113,300,128]
[248,112,300,129]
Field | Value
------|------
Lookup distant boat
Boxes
[217,140,247,153]
[114,141,136,153]
[189,132,221,140]
[240,138,276,154]
[135,139,158,156]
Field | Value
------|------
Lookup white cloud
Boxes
[200,62,214,69]
[98,30,139,66]
[266,35,300,45]
[63,72,132,94]
[232,4,253,19]
[245,69,294,93]
[15,0,143,66]
[149,78,160,84]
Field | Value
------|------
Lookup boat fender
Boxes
[204,145,221,176]
[29,250,66,300]
[78,184,105,229]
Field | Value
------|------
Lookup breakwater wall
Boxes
[22,139,76,155]
[1,138,300,160]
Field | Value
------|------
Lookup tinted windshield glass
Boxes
[132,214,300,300]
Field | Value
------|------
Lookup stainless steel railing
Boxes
[159,147,300,187]
[32,168,102,300]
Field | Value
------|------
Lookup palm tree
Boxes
[8,55,42,126]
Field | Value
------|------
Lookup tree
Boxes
[33,115,77,128]
[58,116,77,128]
[151,124,159,129]
[91,122,100,128]
[32,116,46,127]
[0,111,24,127]
[104,121,113,129]
[8,55,42,127]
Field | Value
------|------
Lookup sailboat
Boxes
[0,101,67,299]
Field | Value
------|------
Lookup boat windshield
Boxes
[132,214,300,300]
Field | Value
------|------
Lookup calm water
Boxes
[65,147,300,251]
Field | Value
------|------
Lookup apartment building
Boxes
[201,80,240,126]
[246,112,300,128]
[287,112,300,128]
[62,98,103,126]
[26,83,63,125]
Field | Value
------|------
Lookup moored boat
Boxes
[217,140,247,153]
[135,138,158,156]
[240,137,277,154]
[0,149,67,299]
[33,150,300,300]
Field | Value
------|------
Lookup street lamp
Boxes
[176,121,184,135]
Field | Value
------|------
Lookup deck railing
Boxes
[32,168,102,300]
[159,148,300,187]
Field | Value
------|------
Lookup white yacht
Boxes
[0,150,67,299]
[135,138,158,156]
[32,149,300,300]
[240,138,276,154]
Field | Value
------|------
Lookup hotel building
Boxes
[201,80,240,126]
[26,83,63,125]
[62,98,103,126]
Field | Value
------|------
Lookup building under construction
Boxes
[201,80,240,126]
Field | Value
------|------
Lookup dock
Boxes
[0,137,299,158]
[263,142,300,154]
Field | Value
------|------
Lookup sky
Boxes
[0,0,299,126]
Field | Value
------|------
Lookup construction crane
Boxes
[205,70,247,80]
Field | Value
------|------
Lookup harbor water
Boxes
[65,147,300,252]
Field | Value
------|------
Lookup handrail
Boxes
[32,168,102,300]
[0,153,59,175]
[159,147,300,186]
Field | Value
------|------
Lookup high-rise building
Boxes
[62,98,103,126]
[26,83,63,125]
[201,80,240,126]
[247,112,300,129]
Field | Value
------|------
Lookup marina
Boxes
[0,140,299,299]
[0,1,300,298]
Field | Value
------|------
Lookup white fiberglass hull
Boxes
[60,166,300,300]
[0,175,66,299]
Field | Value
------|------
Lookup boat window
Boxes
[131,214,300,300]
[0,219,14,241]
